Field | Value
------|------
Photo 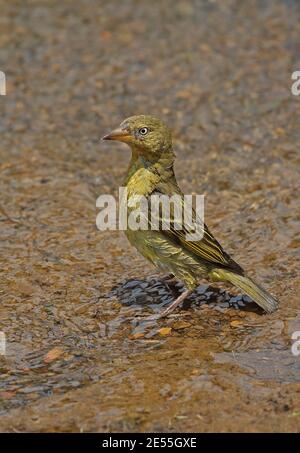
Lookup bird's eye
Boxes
[138,127,148,135]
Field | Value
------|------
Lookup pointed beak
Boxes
[102,127,132,143]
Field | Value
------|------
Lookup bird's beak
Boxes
[102,127,132,143]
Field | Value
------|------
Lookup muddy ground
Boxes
[0,0,300,432]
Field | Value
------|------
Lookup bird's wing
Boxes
[146,188,244,275]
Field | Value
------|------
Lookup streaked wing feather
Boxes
[147,190,244,274]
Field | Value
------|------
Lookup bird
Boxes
[102,115,278,317]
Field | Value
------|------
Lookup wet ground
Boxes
[1,0,300,432]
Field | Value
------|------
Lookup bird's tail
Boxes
[212,269,278,313]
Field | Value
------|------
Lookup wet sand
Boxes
[0,0,300,432]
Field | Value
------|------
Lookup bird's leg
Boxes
[164,277,178,287]
[161,273,178,287]
[161,273,175,281]
[160,289,192,318]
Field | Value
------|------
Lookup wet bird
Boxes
[102,115,278,317]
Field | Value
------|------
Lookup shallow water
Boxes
[0,0,300,432]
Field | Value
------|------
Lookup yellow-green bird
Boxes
[103,115,278,317]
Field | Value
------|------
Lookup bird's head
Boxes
[102,115,172,161]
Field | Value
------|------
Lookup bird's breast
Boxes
[125,168,160,199]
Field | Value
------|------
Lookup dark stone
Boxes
[123,280,140,289]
